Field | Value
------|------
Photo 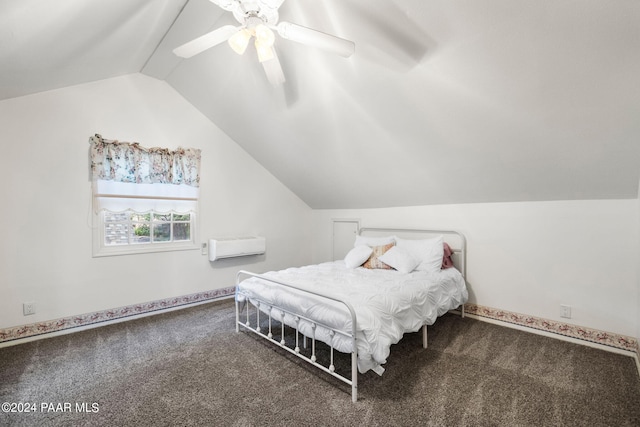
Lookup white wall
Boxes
[313,200,639,337]
[0,74,313,329]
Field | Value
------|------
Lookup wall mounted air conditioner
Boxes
[209,236,266,261]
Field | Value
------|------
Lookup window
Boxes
[104,211,193,245]
[96,210,196,256]
[89,134,201,257]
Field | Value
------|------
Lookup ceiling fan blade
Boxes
[276,22,355,58]
[173,25,240,59]
[258,0,286,12]
[208,0,236,12]
[261,48,286,86]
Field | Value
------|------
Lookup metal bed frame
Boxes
[236,271,360,401]
[235,227,466,403]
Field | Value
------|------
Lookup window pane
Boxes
[153,223,171,242]
[105,212,129,222]
[173,223,190,241]
[131,213,151,222]
[153,213,171,222]
[130,223,150,244]
[105,223,129,245]
[173,213,190,221]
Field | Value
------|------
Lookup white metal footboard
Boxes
[235,270,360,402]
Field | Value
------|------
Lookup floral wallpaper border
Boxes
[0,287,236,344]
[464,303,639,355]
[2,296,638,359]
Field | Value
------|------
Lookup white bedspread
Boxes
[236,261,468,374]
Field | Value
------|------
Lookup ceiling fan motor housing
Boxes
[214,0,281,26]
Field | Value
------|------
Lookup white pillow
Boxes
[395,236,444,273]
[354,235,395,247]
[378,246,420,274]
[344,245,373,268]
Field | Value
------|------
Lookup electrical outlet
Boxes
[23,302,36,316]
[201,242,208,256]
[560,304,571,319]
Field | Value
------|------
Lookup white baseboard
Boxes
[462,312,636,358]
[461,303,640,379]
[0,288,235,348]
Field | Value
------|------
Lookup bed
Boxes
[235,228,468,402]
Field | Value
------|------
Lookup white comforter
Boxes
[236,261,468,374]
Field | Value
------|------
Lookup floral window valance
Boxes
[89,134,201,187]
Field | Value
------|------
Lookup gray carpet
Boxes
[1,298,639,426]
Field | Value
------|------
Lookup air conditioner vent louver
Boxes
[209,236,265,261]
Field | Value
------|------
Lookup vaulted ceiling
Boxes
[2,0,639,208]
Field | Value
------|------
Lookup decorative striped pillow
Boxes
[363,243,394,270]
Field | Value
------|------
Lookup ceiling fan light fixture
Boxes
[255,24,275,47]
[228,28,252,55]
[255,40,275,62]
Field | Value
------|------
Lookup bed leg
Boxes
[422,325,428,349]
[235,298,240,333]
[351,352,358,403]
[461,304,465,318]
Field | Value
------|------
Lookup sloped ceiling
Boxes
[2,0,639,209]
[0,0,188,99]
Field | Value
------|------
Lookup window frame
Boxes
[92,209,199,257]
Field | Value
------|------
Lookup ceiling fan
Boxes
[173,0,355,85]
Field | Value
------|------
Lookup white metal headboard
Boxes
[358,227,467,278]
